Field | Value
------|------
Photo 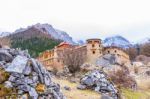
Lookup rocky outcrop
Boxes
[0,46,65,99]
[78,70,119,99]
[96,54,117,68]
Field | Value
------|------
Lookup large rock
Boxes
[5,55,28,73]
[78,70,119,99]
[96,54,126,68]
[96,54,116,68]
[0,50,13,62]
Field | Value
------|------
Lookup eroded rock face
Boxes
[78,70,119,99]
[0,46,65,99]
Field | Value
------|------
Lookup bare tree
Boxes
[140,42,150,57]
[126,47,137,61]
[58,47,86,73]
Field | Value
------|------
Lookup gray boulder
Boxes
[78,70,119,99]
[0,50,13,62]
[64,86,71,91]
[96,54,116,68]
[77,84,86,90]
[5,55,28,73]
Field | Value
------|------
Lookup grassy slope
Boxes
[121,88,150,99]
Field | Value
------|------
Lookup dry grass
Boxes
[120,77,150,99]
[52,77,100,99]
[121,88,150,99]
[136,77,150,90]
[52,76,150,99]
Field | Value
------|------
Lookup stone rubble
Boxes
[78,70,119,99]
[0,46,65,99]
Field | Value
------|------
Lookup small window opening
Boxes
[92,44,95,47]
[93,51,95,54]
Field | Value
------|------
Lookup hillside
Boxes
[1,23,75,44]
[1,27,61,57]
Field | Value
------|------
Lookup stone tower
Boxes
[86,38,103,64]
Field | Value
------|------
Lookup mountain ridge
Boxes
[0,23,75,44]
[0,23,150,47]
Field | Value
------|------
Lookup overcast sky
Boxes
[0,0,150,42]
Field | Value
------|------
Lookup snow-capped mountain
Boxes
[1,23,75,44]
[75,40,85,45]
[103,35,132,48]
[136,37,150,44]
[0,32,12,37]
[14,28,27,33]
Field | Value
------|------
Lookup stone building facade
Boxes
[103,46,130,64]
[37,38,130,70]
[37,42,72,70]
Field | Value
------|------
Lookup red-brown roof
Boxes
[57,42,70,47]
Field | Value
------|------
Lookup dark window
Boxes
[108,51,110,53]
[92,44,95,47]
[93,51,95,54]
[114,50,117,53]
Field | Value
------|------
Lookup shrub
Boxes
[0,68,10,83]
[0,84,16,98]
[109,69,137,89]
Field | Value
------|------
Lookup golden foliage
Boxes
[35,83,45,92]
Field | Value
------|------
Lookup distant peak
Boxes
[103,35,132,48]
[33,23,52,28]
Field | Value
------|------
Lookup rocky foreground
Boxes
[0,46,65,99]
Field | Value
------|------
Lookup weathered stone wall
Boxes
[38,48,64,71]
[103,47,130,64]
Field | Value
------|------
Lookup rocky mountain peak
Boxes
[103,35,132,48]
[1,23,75,44]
